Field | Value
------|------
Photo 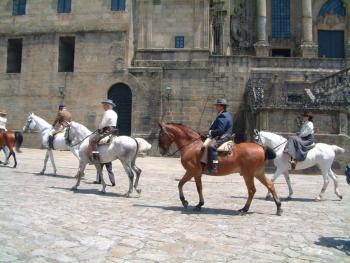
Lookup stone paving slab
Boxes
[0,148,349,262]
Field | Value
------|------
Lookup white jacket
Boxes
[0,116,7,130]
[299,121,314,137]
[99,109,118,129]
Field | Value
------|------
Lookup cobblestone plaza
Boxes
[0,149,349,262]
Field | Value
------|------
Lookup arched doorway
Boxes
[108,83,132,136]
[317,0,346,58]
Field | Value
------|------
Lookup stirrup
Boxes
[290,160,296,170]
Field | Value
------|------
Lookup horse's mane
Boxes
[166,123,200,138]
[260,131,286,142]
[71,121,92,134]
[31,114,51,127]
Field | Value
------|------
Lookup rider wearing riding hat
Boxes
[49,105,72,149]
[0,110,9,165]
[284,111,315,169]
[201,98,233,174]
[87,99,118,162]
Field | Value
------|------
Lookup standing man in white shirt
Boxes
[86,99,118,163]
[0,111,9,165]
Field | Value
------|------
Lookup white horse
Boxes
[23,113,79,175]
[66,121,149,195]
[255,130,345,201]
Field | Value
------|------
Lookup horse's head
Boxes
[158,123,175,155]
[23,113,36,132]
[64,122,73,146]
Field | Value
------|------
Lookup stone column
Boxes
[300,0,317,58]
[346,11,350,65]
[254,0,269,57]
[339,112,348,135]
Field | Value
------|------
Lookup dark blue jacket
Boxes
[209,111,233,138]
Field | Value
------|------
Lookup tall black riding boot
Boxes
[208,149,218,174]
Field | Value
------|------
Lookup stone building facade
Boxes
[0,0,349,168]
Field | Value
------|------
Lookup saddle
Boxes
[217,140,234,153]
[98,134,114,145]
[305,142,316,150]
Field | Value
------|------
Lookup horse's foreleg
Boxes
[328,169,342,200]
[193,174,204,211]
[132,164,142,194]
[266,169,282,199]
[72,162,87,190]
[256,173,282,216]
[178,172,193,209]
[283,172,293,200]
[40,150,49,174]
[240,175,256,214]
[48,149,57,175]
[316,171,329,201]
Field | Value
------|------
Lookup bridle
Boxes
[64,124,98,147]
[159,128,202,157]
[24,117,34,131]
[254,129,287,150]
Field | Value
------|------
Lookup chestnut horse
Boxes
[0,130,23,168]
[158,123,282,215]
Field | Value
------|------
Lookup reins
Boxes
[272,140,288,150]
[67,128,98,147]
[164,136,202,157]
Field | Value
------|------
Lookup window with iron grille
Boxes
[7,39,23,73]
[175,36,184,48]
[57,0,71,13]
[58,37,75,72]
[111,0,125,11]
[271,0,290,39]
[12,0,26,16]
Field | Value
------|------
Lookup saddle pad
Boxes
[98,135,112,145]
[217,141,234,152]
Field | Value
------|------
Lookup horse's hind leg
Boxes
[256,173,282,216]
[328,169,342,200]
[193,174,204,211]
[122,163,134,197]
[266,168,283,199]
[48,149,57,175]
[72,162,87,190]
[132,164,142,194]
[316,169,329,201]
[11,151,17,168]
[178,172,193,208]
[240,175,256,214]
[40,150,49,174]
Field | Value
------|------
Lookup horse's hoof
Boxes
[136,189,141,194]
[193,206,201,212]
[182,200,189,209]
[238,208,248,215]
[315,196,322,201]
[40,171,44,175]
[71,186,77,191]
[265,195,272,200]
[338,195,343,200]
[100,190,106,194]
[125,192,131,198]
[276,209,283,216]
[286,196,292,201]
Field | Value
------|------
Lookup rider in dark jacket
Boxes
[203,99,233,174]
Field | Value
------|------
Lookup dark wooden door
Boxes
[318,30,344,58]
[108,83,132,136]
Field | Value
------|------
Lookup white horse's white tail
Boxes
[135,138,152,153]
[331,145,345,154]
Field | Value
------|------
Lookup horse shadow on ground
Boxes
[315,236,350,256]
[230,195,339,203]
[49,186,139,198]
[132,203,267,216]
[13,171,74,179]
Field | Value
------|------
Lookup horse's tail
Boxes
[331,145,345,154]
[264,146,276,160]
[131,138,140,166]
[15,131,23,153]
[135,138,152,153]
